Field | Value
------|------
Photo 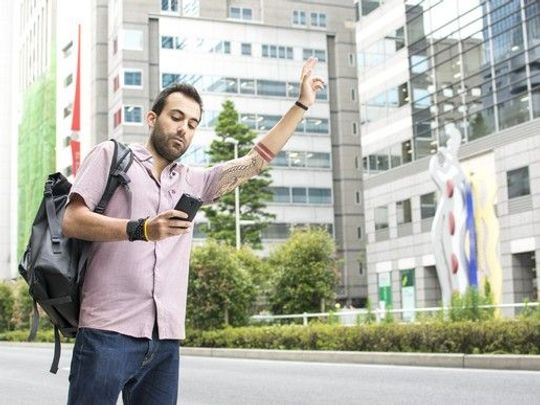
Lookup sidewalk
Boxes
[2,342,539,371]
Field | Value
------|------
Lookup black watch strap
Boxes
[126,218,147,241]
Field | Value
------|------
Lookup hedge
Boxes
[2,320,540,355]
[182,320,540,354]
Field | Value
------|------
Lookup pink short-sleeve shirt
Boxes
[69,141,222,340]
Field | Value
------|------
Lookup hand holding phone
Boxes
[174,193,203,222]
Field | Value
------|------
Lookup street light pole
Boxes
[224,137,241,250]
[233,140,241,250]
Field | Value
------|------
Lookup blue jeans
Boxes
[67,327,180,405]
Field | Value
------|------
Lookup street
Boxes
[1,343,540,404]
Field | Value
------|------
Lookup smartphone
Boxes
[173,193,203,222]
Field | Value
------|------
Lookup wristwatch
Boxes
[126,218,146,241]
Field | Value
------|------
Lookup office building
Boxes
[355,0,540,314]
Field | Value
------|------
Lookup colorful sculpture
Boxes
[429,124,478,306]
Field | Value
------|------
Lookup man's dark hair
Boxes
[151,83,203,117]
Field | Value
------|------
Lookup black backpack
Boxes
[18,139,133,373]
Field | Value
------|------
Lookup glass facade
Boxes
[269,187,333,205]
[361,0,540,177]
[406,0,540,161]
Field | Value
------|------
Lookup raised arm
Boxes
[214,57,325,198]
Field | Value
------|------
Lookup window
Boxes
[374,206,388,230]
[352,122,358,135]
[183,0,199,17]
[257,80,286,97]
[507,166,531,199]
[293,10,306,26]
[357,226,363,240]
[351,88,356,101]
[273,151,288,167]
[62,41,73,58]
[162,73,179,87]
[161,36,173,49]
[161,0,178,12]
[212,41,231,54]
[360,0,382,16]
[123,106,142,123]
[113,75,120,92]
[289,151,306,167]
[305,118,329,134]
[123,70,142,87]
[308,188,332,204]
[64,73,73,87]
[420,192,436,219]
[113,108,122,128]
[239,79,255,94]
[63,103,72,118]
[310,12,327,28]
[241,43,252,56]
[271,187,290,203]
[113,37,118,55]
[303,48,326,62]
[262,44,293,60]
[306,152,331,168]
[292,188,307,203]
[229,6,253,20]
[122,30,143,51]
[348,53,355,66]
[397,199,412,224]
[262,223,290,239]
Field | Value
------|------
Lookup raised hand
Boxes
[298,56,325,108]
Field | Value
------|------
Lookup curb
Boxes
[180,347,540,371]
[3,342,540,371]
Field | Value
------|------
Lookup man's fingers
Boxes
[301,56,318,77]
[169,218,191,229]
[169,209,188,219]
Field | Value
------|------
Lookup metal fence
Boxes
[250,302,540,326]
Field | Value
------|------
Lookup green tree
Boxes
[187,240,256,329]
[269,229,339,315]
[201,99,274,249]
[235,247,274,313]
[0,282,15,332]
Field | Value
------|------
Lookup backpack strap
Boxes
[44,179,63,254]
[50,326,61,374]
[94,139,134,216]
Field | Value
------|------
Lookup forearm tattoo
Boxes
[215,150,267,197]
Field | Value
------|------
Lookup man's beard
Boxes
[149,122,187,162]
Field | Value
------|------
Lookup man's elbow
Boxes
[62,196,87,238]
[62,207,76,238]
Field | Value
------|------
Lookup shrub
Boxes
[183,320,540,354]
[0,282,15,332]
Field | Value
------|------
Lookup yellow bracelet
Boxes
[143,219,149,241]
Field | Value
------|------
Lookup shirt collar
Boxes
[130,143,184,174]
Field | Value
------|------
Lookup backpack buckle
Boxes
[113,170,131,186]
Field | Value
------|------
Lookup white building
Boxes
[49,0,365,305]
[0,1,17,279]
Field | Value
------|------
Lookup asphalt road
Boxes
[1,343,540,404]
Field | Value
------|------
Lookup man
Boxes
[62,57,325,404]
